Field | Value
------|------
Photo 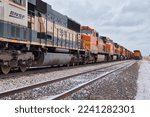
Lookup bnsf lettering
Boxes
[9,11,25,19]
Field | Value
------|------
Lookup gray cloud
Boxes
[43,0,150,56]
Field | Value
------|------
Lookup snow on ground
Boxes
[136,60,150,100]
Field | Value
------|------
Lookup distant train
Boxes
[0,0,134,74]
[134,50,142,60]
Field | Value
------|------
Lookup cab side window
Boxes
[11,0,26,7]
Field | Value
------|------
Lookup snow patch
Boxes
[136,60,150,100]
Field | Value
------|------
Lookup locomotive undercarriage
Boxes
[0,43,99,74]
[0,43,34,74]
[0,42,83,74]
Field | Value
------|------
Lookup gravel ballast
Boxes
[65,61,140,100]
[1,62,132,100]
[0,60,139,100]
[0,61,128,94]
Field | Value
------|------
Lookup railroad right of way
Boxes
[0,60,135,100]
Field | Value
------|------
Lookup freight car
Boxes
[134,50,142,60]
[0,0,133,74]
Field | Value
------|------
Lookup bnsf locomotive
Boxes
[134,50,142,60]
[0,0,133,74]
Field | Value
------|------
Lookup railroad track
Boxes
[50,62,136,100]
[0,61,135,100]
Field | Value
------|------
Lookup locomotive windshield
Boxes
[106,40,112,44]
[81,30,92,36]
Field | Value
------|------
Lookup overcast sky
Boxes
[43,0,150,56]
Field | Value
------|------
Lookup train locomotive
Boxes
[134,50,142,60]
[0,0,133,74]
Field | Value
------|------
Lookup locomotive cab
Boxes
[81,26,99,63]
[134,50,142,60]
[105,38,114,55]
[0,0,27,26]
[81,26,98,54]
[0,0,34,74]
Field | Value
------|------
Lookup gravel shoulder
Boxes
[65,61,140,100]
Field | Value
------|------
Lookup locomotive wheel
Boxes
[19,65,27,72]
[1,66,11,74]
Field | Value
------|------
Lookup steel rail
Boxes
[50,62,136,100]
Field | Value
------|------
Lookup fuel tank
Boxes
[35,53,73,66]
[97,55,105,62]
[113,56,117,61]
